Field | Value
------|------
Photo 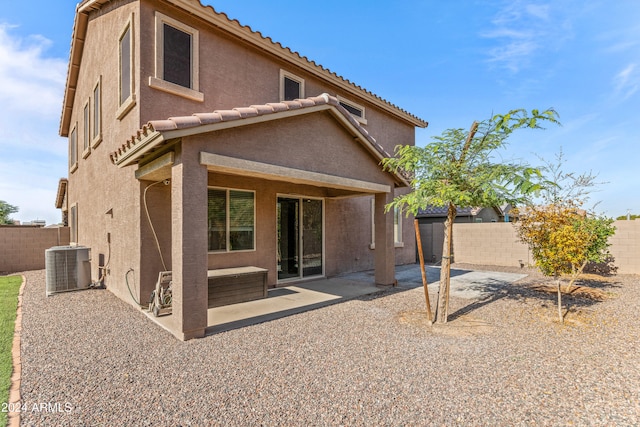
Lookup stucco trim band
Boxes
[200,152,391,194]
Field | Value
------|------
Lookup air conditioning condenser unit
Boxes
[45,246,91,296]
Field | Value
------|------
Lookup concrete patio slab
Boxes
[147,264,528,336]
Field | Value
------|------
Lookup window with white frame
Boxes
[117,16,135,119]
[394,206,403,244]
[82,101,90,158]
[370,198,403,248]
[149,12,202,101]
[280,70,304,101]
[69,124,78,173]
[338,97,367,125]
[208,188,255,252]
[70,203,78,244]
[92,76,102,147]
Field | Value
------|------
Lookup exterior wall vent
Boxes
[45,246,91,296]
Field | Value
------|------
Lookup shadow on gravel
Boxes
[447,273,623,322]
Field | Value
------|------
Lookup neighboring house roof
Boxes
[60,0,428,136]
[109,93,410,186]
[417,206,483,217]
[417,205,505,218]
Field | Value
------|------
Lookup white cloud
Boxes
[480,1,570,73]
[0,24,68,224]
[612,63,639,101]
[0,24,66,116]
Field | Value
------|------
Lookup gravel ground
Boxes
[16,265,640,426]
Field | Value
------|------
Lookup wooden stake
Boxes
[414,219,433,325]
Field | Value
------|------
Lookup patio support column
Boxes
[171,144,208,340]
[374,191,395,286]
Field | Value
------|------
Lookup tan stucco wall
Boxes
[66,0,146,306]
[0,227,70,273]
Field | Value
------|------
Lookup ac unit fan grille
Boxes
[45,246,91,296]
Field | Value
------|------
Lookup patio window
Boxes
[394,206,402,243]
[208,188,255,252]
[370,199,403,248]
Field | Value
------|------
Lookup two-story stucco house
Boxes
[58,0,428,340]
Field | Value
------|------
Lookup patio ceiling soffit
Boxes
[110,93,410,186]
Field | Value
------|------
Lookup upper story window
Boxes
[92,76,102,148]
[117,15,136,119]
[280,70,304,101]
[82,101,90,158]
[149,12,203,102]
[69,124,78,173]
[338,97,367,125]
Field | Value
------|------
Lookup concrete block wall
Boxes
[0,226,70,273]
[608,221,640,275]
[452,223,532,269]
[451,221,639,275]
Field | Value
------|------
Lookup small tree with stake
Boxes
[382,108,560,324]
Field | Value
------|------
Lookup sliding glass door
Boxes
[277,197,323,281]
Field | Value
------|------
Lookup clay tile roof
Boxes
[233,107,259,119]
[193,112,223,125]
[110,93,397,168]
[249,104,277,115]
[167,115,202,129]
[265,102,291,113]
[148,120,177,132]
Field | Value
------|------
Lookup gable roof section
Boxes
[109,93,409,186]
[60,0,428,136]
[55,178,68,209]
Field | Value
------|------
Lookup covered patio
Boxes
[111,94,409,340]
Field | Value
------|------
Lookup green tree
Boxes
[382,108,560,324]
[0,201,18,225]
[616,214,639,220]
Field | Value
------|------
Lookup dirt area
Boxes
[397,262,627,335]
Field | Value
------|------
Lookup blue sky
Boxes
[0,0,638,224]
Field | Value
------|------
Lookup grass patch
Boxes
[0,276,21,427]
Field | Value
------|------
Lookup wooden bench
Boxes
[207,266,268,308]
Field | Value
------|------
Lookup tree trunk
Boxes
[414,219,433,325]
[436,202,456,324]
[565,260,588,294]
[556,277,563,324]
